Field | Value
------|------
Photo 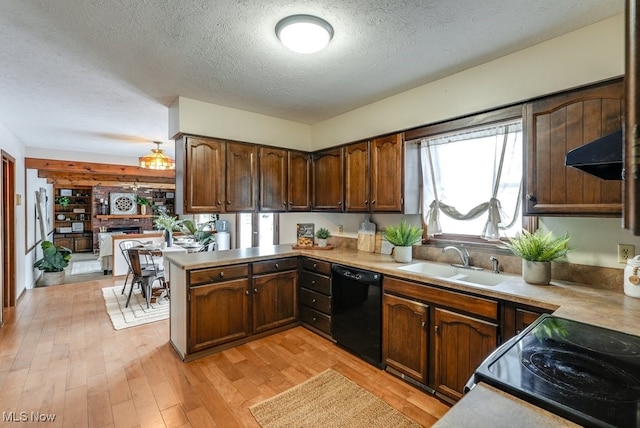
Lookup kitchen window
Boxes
[416,117,523,241]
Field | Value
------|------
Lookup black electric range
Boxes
[471,314,640,428]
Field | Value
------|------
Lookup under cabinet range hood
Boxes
[564,129,623,180]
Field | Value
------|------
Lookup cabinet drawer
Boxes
[384,276,498,320]
[252,257,298,275]
[300,288,331,314]
[189,264,249,286]
[299,271,331,295]
[301,258,331,276]
[300,306,331,335]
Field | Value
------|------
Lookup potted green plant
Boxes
[505,229,570,285]
[180,219,216,248]
[315,227,331,247]
[55,196,70,207]
[154,212,183,247]
[135,195,151,215]
[33,240,72,286]
[383,220,423,263]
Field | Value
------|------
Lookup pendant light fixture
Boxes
[275,14,334,54]
[139,142,175,170]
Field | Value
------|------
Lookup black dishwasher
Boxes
[331,264,383,368]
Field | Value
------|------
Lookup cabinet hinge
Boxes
[188,293,191,302]
[401,197,404,205]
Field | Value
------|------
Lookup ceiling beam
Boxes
[25,158,175,179]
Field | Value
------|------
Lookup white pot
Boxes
[40,271,65,286]
[522,260,551,285]
[393,246,413,263]
[317,238,328,247]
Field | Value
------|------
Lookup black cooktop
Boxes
[473,315,640,428]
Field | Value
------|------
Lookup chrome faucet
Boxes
[490,256,500,274]
[442,245,470,268]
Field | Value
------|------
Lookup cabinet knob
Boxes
[245,290,249,296]
[283,201,287,206]
[371,200,376,205]
[216,200,222,205]
[226,200,231,205]
[275,263,280,269]
[289,201,293,205]
[219,272,224,278]
[526,194,536,202]
[311,280,315,285]
[435,325,439,333]
[364,200,368,205]
[421,321,426,327]
[312,298,316,303]
[313,263,317,269]
[254,288,258,294]
[312,317,317,322]
[338,201,342,205]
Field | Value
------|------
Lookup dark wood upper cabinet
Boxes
[524,79,623,216]
[288,150,311,211]
[260,147,288,211]
[344,141,370,212]
[179,136,226,213]
[371,134,404,212]
[312,147,344,211]
[226,142,258,212]
[625,0,640,234]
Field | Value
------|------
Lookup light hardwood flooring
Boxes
[0,277,450,427]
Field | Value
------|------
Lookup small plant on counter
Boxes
[315,227,330,240]
[383,220,423,247]
[505,229,570,262]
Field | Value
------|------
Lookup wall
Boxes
[0,122,28,306]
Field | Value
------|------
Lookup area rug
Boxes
[101,285,169,330]
[249,369,422,428]
[70,260,103,275]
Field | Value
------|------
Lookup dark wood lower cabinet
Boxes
[253,270,297,333]
[433,308,498,401]
[189,278,251,352]
[382,293,428,384]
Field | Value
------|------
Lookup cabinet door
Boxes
[288,150,311,211]
[371,134,403,212]
[344,141,370,212]
[188,279,250,352]
[54,236,73,250]
[183,137,226,213]
[312,147,344,211]
[74,235,93,253]
[524,79,623,215]
[382,293,428,384]
[226,142,258,211]
[252,271,297,333]
[260,147,288,211]
[434,308,497,401]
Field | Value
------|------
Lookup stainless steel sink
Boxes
[398,261,507,287]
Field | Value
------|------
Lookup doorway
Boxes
[237,213,278,248]
[2,151,16,316]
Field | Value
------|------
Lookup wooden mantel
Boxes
[25,158,175,188]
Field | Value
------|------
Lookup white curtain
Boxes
[419,120,522,240]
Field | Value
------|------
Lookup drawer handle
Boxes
[311,280,315,285]
[312,317,317,322]
[312,298,316,303]
[313,263,317,269]
[275,263,280,269]
[219,272,224,278]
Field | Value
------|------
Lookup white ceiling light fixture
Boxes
[275,14,334,54]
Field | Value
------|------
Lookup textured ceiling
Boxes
[0,0,624,158]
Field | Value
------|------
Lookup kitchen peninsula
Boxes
[164,244,640,426]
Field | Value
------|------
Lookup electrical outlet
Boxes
[338,224,344,234]
[618,244,636,263]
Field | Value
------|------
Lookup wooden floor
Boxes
[0,277,450,427]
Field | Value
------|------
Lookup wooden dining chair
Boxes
[126,248,168,308]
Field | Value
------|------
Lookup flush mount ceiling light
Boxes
[275,14,334,54]
[139,141,175,170]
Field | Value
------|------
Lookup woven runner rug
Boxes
[101,285,169,330]
[249,369,422,428]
